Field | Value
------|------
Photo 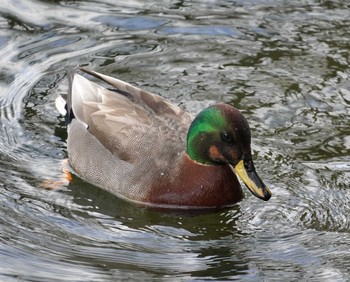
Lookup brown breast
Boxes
[146,153,244,208]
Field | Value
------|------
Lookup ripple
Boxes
[93,15,169,30]
[158,26,243,37]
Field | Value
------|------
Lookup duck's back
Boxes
[58,70,194,203]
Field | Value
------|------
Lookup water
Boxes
[1,0,350,280]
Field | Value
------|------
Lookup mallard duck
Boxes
[56,69,271,209]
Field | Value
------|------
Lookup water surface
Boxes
[0,0,349,280]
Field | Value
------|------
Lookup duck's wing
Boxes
[80,68,185,118]
[68,69,193,163]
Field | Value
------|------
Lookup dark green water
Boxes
[0,0,349,280]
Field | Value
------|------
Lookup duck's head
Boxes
[186,104,271,201]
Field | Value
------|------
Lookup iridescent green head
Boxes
[186,104,271,201]
[186,104,251,166]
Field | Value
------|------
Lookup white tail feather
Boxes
[55,96,67,116]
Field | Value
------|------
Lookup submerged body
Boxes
[56,69,271,208]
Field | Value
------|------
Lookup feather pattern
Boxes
[56,69,256,208]
[69,70,192,163]
[58,69,207,207]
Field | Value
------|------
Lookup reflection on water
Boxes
[1,0,350,280]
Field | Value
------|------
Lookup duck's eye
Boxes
[221,132,234,144]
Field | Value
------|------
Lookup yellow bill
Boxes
[234,159,271,201]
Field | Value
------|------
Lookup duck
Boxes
[55,68,271,209]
